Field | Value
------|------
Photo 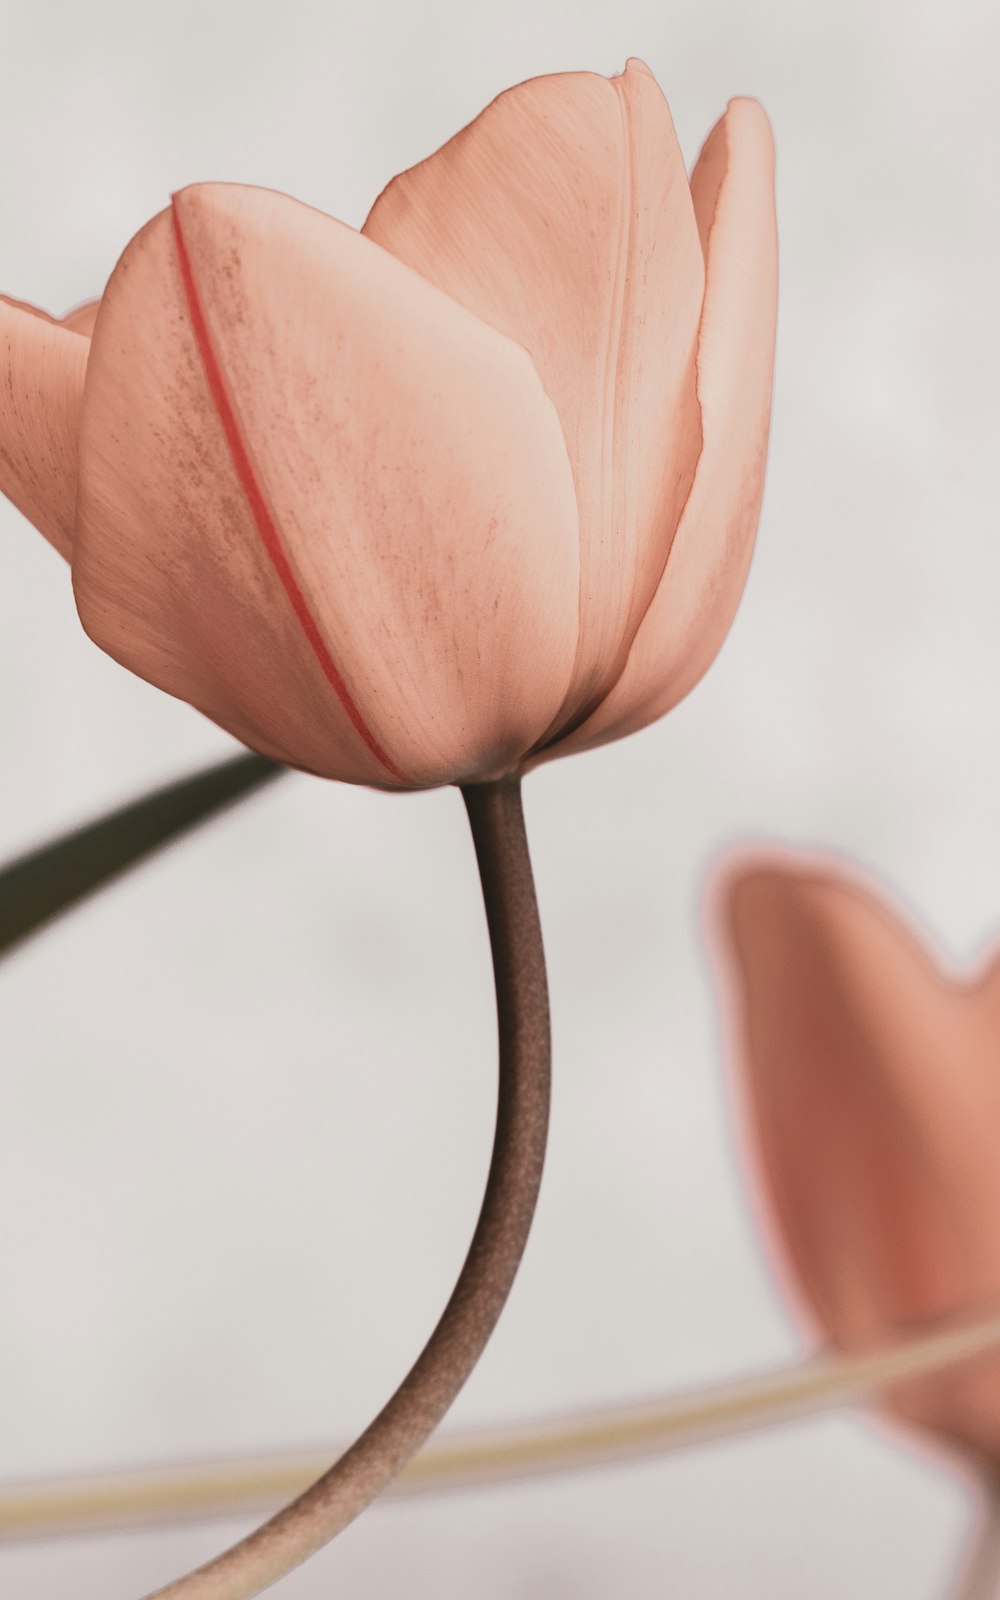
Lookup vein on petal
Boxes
[169,202,410,785]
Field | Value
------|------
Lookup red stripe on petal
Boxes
[170,201,410,785]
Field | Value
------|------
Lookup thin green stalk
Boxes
[0,752,282,957]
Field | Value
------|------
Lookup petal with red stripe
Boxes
[73,187,580,785]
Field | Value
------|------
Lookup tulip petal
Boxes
[542,98,777,764]
[62,299,100,336]
[364,59,704,727]
[720,856,1000,1457]
[0,293,88,558]
[723,861,976,1345]
[72,186,580,786]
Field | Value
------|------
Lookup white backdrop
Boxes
[2,0,998,1594]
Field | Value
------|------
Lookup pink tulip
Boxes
[1,60,777,787]
[717,851,1000,1463]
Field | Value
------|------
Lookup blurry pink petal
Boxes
[720,853,1000,1460]
[0,294,88,558]
[72,185,580,785]
[364,59,704,728]
[61,298,101,336]
[544,98,777,763]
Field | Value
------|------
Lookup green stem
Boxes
[0,752,282,958]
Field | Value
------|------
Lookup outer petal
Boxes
[72,185,579,786]
[0,294,88,558]
[541,98,777,764]
[364,59,704,727]
[719,854,1000,1460]
[62,298,100,335]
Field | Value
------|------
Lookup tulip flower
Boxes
[0,60,777,787]
[718,851,1000,1465]
[0,63,778,1600]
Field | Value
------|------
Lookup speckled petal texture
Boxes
[71,186,580,785]
[0,294,88,558]
[541,97,777,764]
[61,298,101,335]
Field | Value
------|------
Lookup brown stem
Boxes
[950,1470,1000,1600]
[143,775,550,1600]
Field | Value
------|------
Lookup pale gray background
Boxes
[1,0,997,1594]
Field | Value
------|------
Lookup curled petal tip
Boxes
[725,95,776,146]
[721,861,774,925]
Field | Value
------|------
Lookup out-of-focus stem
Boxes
[5,1308,1000,1544]
[140,776,550,1600]
[951,1474,1000,1600]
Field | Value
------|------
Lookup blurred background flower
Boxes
[719,852,1000,1463]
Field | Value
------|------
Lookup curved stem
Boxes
[8,1306,1000,1545]
[141,776,549,1600]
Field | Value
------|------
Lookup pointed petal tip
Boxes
[622,56,655,79]
[727,93,769,115]
[170,182,215,206]
[168,185,206,222]
[710,849,850,953]
[714,854,943,1006]
[696,96,774,175]
[716,858,795,946]
[170,183,232,226]
[723,95,776,150]
[0,291,88,557]
[167,184,249,229]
